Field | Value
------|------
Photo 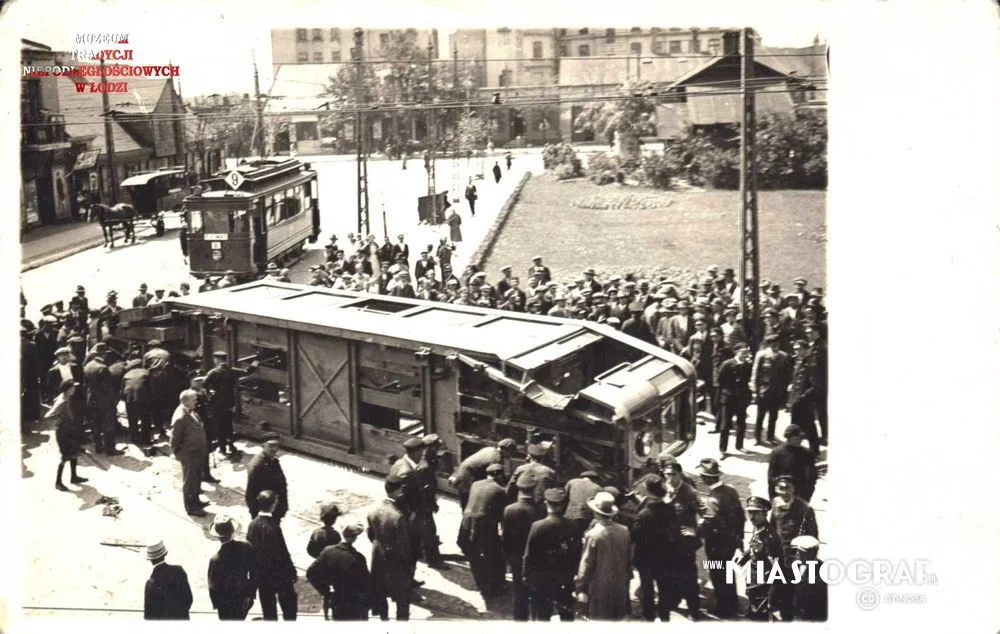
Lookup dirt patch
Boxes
[570,191,676,210]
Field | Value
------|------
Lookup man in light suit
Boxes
[666,300,695,353]
[171,389,209,517]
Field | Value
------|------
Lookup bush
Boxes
[637,153,674,189]
[587,152,619,184]
[592,170,618,185]
[542,142,583,176]
[553,164,577,180]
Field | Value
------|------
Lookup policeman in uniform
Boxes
[458,463,507,598]
[523,488,579,621]
[751,334,792,444]
[204,351,243,456]
[503,472,540,620]
[246,430,289,522]
[390,437,425,572]
[767,424,818,501]
[769,475,819,621]
[505,443,557,505]
[736,496,782,621]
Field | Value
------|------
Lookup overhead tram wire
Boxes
[274,51,828,67]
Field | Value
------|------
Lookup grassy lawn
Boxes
[482,175,826,290]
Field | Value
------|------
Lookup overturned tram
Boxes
[115,281,697,492]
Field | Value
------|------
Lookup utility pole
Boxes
[252,50,264,158]
[172,62,188,170]
[738,27,761,354]
[426,38,439,223]
[354,28,370,236]
[99,58,118,204]
[453,43,458,89]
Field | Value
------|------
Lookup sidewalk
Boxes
[20,221,107,272]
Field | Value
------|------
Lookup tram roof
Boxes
[168,281,695,375]
[121,167,187,186]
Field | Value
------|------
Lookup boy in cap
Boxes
[307,522,371,620]
[575,491,631,621]
[46,379,89,490]
[459,462,508,597]
[736,497,781,621]
[144,539,194,620]
[307,502,342,559]
[696,458,745,618]
[503,471,541,620]
[208,515,257,620]
[523,487,578,621]
[789,535,827,621]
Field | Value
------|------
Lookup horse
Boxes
[92,203,136,247]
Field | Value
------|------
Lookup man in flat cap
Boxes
[736,496,782,621]
[205,350,246,456]
[523,487,579,621]
[144,539,193,620]
[696,458,745,618]
[506,443,557,506]
[208,515,257,620]
[789,535,827,621]
[368,474,414,621]
[459,463,508,597]
[792,278,811,308]
[630,475,674,621]
[307,523,371,620]
[563,470,603,539]
[416,434,447,569]
[246,427,288,521]
[716,343,753,459]
[121,353,153,447]
[246,490,298,620]
[449,438,517,511]
[752,334,793,445]
[528,256,552,285]
[390,437,427,569]
[83,342,123,456]
[769,475,818,620]
[503,471,541,620]
[767,424,817,501]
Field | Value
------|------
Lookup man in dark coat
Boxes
[503,472,540,620]
[458,463,507,598]
[716,343,752,458]
[506,443,557,506]
[563,470,602,538]
[630,475,676,622]
[83,345,123,456]
[171,389,209,516]
[789,535,828,621]
[805,325,829,447]
[492,161,502,183]
[246,490,298,620]
[207,515,257,620]
[767,424,818,502]
[307,523,371,620]
[523,488,579,621]
[696,459,746,619]
[752,334,792,444]
[143,540,193,620]
[307,502,342,559]
[121,359,153,446]
[788,339,821,456]
[204,350,243,455]
[133,283,153,308]
[661,460,705,620]
[389,437,425,569]
[143,340,174,441]
[464,179,478,216]
[68,285,90,326]
[21,328,42,427]
[527,256,552,285]
[738,496,782,621]
[449,438,516,511]
[770,475,819,621]
[246,430,289,521]
[368,475,413,621]
[47,379,89,490]
[391,234,410,265]
[708,327,733,426]
[415,434,446,568]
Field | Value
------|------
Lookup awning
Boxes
[72,150,101,171]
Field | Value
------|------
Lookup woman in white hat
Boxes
[574,492,631,621]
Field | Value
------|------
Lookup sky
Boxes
[5,0,829,97]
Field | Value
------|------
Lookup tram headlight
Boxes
[211,249,223,261]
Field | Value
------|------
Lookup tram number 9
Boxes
[229,173,240,187]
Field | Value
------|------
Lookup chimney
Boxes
[722,30,740,56]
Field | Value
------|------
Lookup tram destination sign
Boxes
[225,170,246,190]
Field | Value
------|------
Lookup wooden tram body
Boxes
[115,281,697,494]
[184,159,320,279]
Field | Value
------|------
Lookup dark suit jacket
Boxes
[522,514,580,591]
[246,514,297,588]
[391,242,410,264]
[630,499,677,570]
[144,562,193,620]
[563,477,603,522]
[767,443,817,499]
[306,542,370,612]
[389,456,421,513]
[170,405,208,464]
[452,446,502,491]
[207,540,257,610]
[716,357,751,405]
[505,461,557,504]
[121,367,152,404]
[502,500,539,569]
[700,483,746,555]
[246,453,288,519]
[752,349,792,400]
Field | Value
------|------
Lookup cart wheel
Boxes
[155,218,165,236]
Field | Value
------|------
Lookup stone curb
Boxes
[21,225,163,273]
[470,171,532,271]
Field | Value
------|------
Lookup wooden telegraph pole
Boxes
[99,59,118,204]
[354,28,370,236]
[426,38,439,224]
[738,27,761,354]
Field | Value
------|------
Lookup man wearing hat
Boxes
[246,490,298,620]
[769,476,818,620]
[46,378,89,490]
[390,436,427,570]
[45,346,83,406]
[415,434,447,569]
[204,350,244,456]
[621,301,656,345]
[528,256,552,285]
[792,278,811,307]
[96,290,122,338]
[787,340,821,459]
[246,426,288,521]
[217,270,240,288]
[171,389,210,515]
[564,470,603,538]
[660,461,704,620]
[575,491,631,621]
[459,462,507,597]
[208,515,257,620]
[449,438,517,511]
[696,458,745,618]
[664,299,695,354]
[493,265,512,297]
[630,475,675,621]
[506,443,557,506]
[68,285,90,326]
[789,535,827,622]
[736,496,782,621]
[307,503,342,559]
[413,250,436,282]
[121,353,153,447]
[523,488,579,621]
[132,283,153,308]
[147,288,167,306]
[83,342,123,456]
[767,424,817,501]
[391,233,410,265]
[503,471,541,620]
[368,474,414,621]
[21,325,43,428]
[144,539,193,620]
[752,334,793,445]
[716,343,753,458]
[307,522,371,620]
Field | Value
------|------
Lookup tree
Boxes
[454,109,490,154]
[573,79,658,164]
[197,100,259,159]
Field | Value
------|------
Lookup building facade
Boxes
[271,27,439,66]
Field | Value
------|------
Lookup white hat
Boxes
[791,535,820,551]
[146,540,168,560]
[586,491,619,517]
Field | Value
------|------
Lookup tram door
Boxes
[250,208,266,271]
[294,332,354,448]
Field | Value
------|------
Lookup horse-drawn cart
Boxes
[95,167,196,248]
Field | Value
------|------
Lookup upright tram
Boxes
[184,158,320,279]
[114,280,698,505]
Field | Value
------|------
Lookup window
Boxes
[330,29,339,41]
[297,52,308,62]
[630,42,642,55]
[188,210,203,233]
[669,40,682,54]
[379,33,389,49]
[578,28,589,35]
[230,209,250,234]
[708,38,721,55]
[312,29,323,41]
[630,27,641,33]
[558,28,568,37]
[559,44,568,57]
[578,44,590,57]
[313,52,323,62]
[652,39,664,54]
[296,29,307,42]
[605,28,615,43]
[331,49,341,62]
[532,41,543,59]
